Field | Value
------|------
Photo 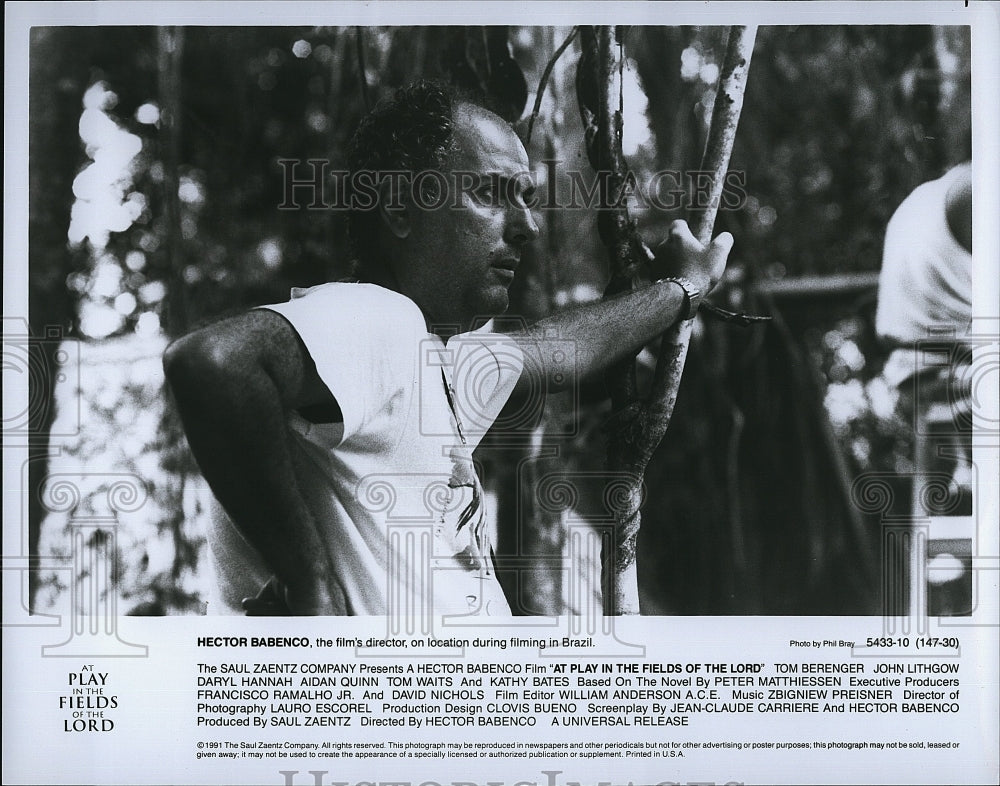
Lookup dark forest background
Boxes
[26,25,971,616]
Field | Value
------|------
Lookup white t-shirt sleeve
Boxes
[260,282,426,443]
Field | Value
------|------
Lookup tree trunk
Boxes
[578,26,757,614]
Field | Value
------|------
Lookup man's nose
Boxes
[505,204,540,246]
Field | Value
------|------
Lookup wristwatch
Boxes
[659,276,702,321]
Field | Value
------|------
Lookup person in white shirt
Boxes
[876,161,973,520]
[876,161,972,356]
[164,81,733,615]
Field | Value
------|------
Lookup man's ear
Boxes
[378,177,410,239]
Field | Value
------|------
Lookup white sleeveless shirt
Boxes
[206,282,522,617]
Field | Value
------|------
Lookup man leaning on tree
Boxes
[164,81,733,616]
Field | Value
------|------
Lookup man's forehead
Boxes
[449,104,530,174]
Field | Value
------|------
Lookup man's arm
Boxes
[162,309,338,614]
[510,220,733,391]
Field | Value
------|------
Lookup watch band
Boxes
[660,276,702,321]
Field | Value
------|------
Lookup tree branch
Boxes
[580,25,759,615]
[525,26,578,145]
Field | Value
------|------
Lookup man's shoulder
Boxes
[275,282,425,331]
[285,280,407,306]
[262,282,423,329]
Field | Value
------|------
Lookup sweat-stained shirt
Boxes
[205,282,523,617]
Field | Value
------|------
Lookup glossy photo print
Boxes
[3,3,998,786]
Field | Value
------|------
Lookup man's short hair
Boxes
[346,80,467,268]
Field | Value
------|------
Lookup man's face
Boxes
[395,105,539,332]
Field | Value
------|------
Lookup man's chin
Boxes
[469,286,510,321]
